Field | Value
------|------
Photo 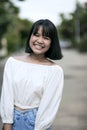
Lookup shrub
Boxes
[6,32,21,53]
[77,35,87,52]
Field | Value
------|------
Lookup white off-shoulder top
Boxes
[0,56,64,130]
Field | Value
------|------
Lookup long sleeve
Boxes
[0,58,14,123]
[34,67,64,130]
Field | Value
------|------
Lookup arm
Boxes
[34,67,64,130]
[0,57,14,124]
[3,124,12,130]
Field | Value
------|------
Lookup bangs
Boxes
[42,25,51,37]
[32,24,52,38]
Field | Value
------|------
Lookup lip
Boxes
[33,43,45,48]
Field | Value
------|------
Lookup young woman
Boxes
[0,19,64,130]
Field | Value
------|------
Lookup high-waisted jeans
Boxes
[13,108,52,130]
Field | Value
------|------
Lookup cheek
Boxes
[47,41,51,48]
[29,36,33,42]
[29,37,34,46]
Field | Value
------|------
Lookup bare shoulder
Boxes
[47,59,57,66]
[12,55,27,61]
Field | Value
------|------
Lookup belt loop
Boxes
[33,108,38,117]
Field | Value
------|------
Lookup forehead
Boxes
[32,25,50,37]
[33,25,44,32]
[36,26,43,33]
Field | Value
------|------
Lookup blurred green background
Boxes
[0,0,87,58]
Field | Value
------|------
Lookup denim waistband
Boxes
[13,107,52,130]
[14,107,38,115]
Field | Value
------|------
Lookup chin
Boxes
[33,51,44,55]
[32,49,46,55]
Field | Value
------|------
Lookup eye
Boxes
[44,36,50,40]
[34,33,39,37]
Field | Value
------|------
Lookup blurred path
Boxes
[53,49,87,130]
[0,49,87,130]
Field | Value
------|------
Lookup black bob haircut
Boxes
[25,19,63,60]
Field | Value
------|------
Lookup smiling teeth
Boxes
[41,45,45,48]
[34,43,45,48]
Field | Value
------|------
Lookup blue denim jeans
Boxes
[13,108,52,130]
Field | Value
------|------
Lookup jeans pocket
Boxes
[13,109,21,128]
[25,111,35,126]
[33,108,38,118]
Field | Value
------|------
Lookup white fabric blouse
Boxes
[0,56,64,130]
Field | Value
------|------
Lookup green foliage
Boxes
[58,18,74,39]
[17,19,33,47]
[77,35,87,52]
[6,32,21,52]
[0,0,33,55]
[58,1,87,52]
[0,1,19,39]
[5,17,33,53]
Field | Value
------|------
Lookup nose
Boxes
[37,36,44,43]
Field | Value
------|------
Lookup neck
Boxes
[30,53,46,62]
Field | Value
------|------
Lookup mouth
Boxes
[33,43,45,49]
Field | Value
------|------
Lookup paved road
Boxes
[53,49,87,130]
[0,49,87,130]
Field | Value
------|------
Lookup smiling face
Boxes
[29,26,51,56]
